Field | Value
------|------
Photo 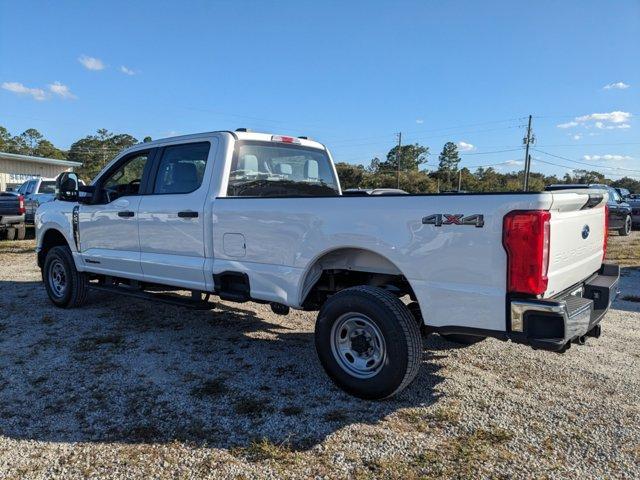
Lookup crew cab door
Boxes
[137,141,214,290]
[78,150,154,277]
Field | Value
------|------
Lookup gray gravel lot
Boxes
[0,238,638,479]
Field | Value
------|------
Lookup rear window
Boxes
[226,141,339,197]
[39,181,56,194]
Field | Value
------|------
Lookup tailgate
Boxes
[0,194,20,216]
[545,191,606,297]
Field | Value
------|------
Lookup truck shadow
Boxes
[612,266,640,313]
[0,281,448,451]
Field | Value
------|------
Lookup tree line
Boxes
[1,125,638,193]
[335,141,640,193]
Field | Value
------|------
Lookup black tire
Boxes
[315,286,422,400]
[407,301,430,335]
[42,245,89,308]
[440,333,486,345]
[5,227,16,241]
[16,224,26,241]
[619,215,632,236]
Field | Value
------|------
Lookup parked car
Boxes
[546,184,632,235]
[0,191,26,240]
[36,130,618,399]
[627,194,640,227]
[614,187,631,200]
[15,177,57,225]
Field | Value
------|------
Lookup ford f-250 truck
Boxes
[35,130,619,399]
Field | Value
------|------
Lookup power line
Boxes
[533,148,640,174]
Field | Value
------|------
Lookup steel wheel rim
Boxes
[330,313,387,379]
[48,260,67,298]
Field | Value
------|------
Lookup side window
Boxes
[101,152,150,202]
[25,180,36,195]
[153,142,210,194]
[16,183,27,194]
[39,181,56,194]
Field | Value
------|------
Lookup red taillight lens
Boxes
[603,204,609,261]
[18,195,25,215]
[503,210,551,295]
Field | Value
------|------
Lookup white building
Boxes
[0,152,81,191]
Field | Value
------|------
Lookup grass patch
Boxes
[606,231,640,265]
[191,377,229,398]
[231,437,295,463]
[233,396,272,417]
[75,334,124,352]
[281,405,304,416]
[323,408,349,422]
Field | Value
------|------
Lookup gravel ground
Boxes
[0,233,638,479]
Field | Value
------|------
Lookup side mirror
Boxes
[55,172,79,201]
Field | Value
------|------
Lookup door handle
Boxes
[177,211,199,218]
[117,211,135,218]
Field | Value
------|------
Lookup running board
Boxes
[89,283,214,310]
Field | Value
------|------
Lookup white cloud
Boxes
[1,81,47,100]
[578,111,631,124]
[557,121,578,129]
[78,55,105,71]
[603,81,630,90]
[120,65,137,76]
[572,134,582,140]
[415,119,424,124]
[504,159,524,166]
[583,154,633,162]
[457,141,475,152]
[48,81,76,99]
[557,111,632,130]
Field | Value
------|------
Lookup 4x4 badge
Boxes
[422,214,484,228]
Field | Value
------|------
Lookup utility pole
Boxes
[458,170,462,192]
[396,132,402,189]
[523,115,535,191]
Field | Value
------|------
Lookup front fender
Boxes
[35,202,80,270]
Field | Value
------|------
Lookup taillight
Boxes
[603,204,609,261]
[503,210,551,296]
[18,195,25,215]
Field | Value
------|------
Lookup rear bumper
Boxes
[508,263,619,351]
[0,215,25,226]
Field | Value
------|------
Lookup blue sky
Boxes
[1,0,638,179]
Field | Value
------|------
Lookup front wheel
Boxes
[43,246,89,308]
[619,215,632,236]
[315,286,422,400]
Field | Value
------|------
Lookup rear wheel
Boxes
[619,215,632,236]
[315,286,422,400]
[43,245,89,308]
[5,227,16,241]
[16,224,26,240]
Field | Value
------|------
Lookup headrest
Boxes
[239,154,258,172]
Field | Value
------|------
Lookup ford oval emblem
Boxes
[582,225,590,239]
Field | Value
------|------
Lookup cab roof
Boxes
[129,130,327,152]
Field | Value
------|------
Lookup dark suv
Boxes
[545,184,632,236]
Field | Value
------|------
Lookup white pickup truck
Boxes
[36,129,619,399]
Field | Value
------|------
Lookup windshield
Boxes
[227,142,339,197]
[39,181,56,194]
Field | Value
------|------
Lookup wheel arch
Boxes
[298,246,416,308]
[38,228,72,268]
